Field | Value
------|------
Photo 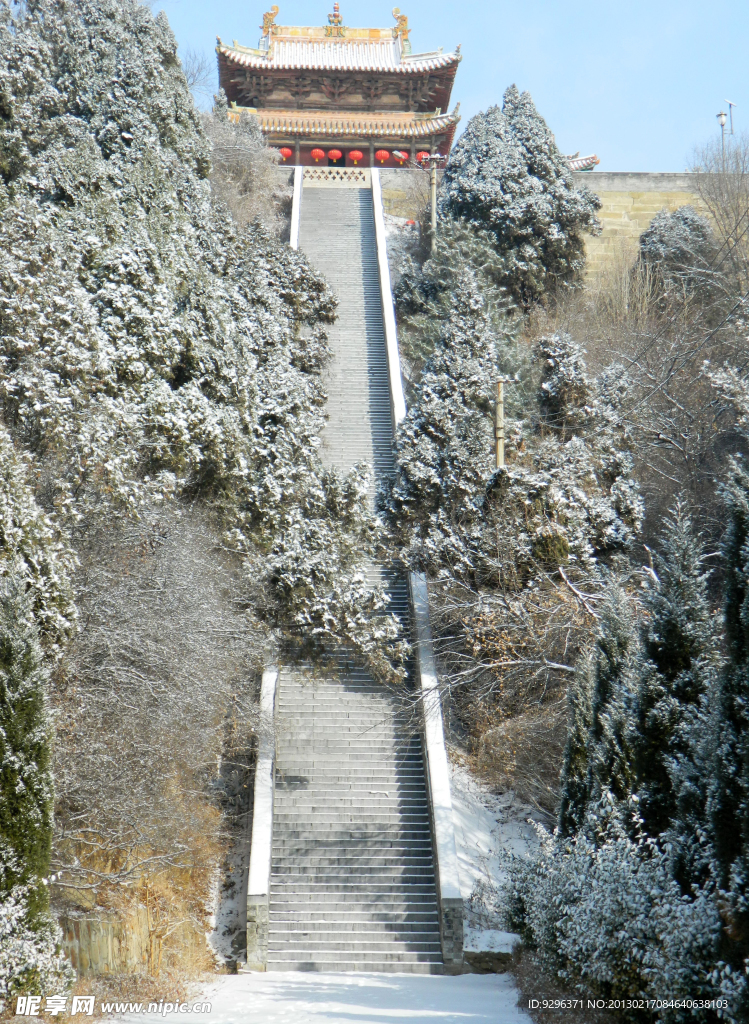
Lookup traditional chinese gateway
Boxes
[216,5,462,167]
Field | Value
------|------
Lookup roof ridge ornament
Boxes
[261,6,279,36]
[392,8,411,55]
[326,2,345,37]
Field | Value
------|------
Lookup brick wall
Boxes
[376,168,705,277]
[572,172,705,275]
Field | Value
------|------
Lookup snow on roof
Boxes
[216,37,460,74]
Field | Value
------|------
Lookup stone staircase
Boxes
[268,666,443,972]
[262,182,444,972]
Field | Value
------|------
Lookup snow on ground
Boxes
[449,758,545,953]
[116,972,532,1024]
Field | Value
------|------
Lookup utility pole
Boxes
[421,152,445,254]
[717,110,727,171]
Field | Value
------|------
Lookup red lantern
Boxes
[416,150,431,164]
[327,149,343,162]
[392,150,408,165]
[375,149,390,164]
[311,148,325,162]
[278,147,293,162]
[348,149,364,165]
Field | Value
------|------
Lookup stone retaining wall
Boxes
[572,172,705,274]
[59,908,206,977]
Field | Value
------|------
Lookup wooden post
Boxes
[294,139,301,165]
[495,380,504,469]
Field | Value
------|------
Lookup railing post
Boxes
[410,573,464,971]
[289,167,303,250]
[370,167,407,427]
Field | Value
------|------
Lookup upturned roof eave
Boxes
[230,108,461,139]
[216,41,461,74]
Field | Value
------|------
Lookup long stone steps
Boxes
[263,184,442,973]
[268,663,442,972]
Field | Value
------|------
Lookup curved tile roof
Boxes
[231,107,460,139]
[567,153,600,172]
[217,38,460,74]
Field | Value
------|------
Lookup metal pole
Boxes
[430,162,437,254]
[495,380,504,469]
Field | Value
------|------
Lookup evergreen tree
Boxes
[558,586,639,837]
[438,85,600,308]
[706,458,749,996]
[537,332,591,439]
[639,205,719,301]
[629,502,716,841]
[386,269,500,579]
[558,655,595,837]
[580,588,639,815]
[0,573,53,924]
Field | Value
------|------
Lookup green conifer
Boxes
[558,655,594,836]
[585,587,638,807]
[438,86,600,308]
[559,587,638,836]
[706,459,749,991]
[0,572,53,924]
[630,503,716,840]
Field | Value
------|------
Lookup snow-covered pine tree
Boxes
[537,331,591,440]
[0,573,53,924]
[385,269,500,579]
[706,459,749,1000]
[438,86,600,308]
[558,656,595,837]
[639,205,719,302]
[629,502,717,842]
[557,587,638,832]
[0,0,401,680]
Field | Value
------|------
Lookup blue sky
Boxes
[156,0,748,172]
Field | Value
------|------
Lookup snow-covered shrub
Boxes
[203,95,289,235]
[505,798,723,1021]
[0,0,400,678]
[639,206,719,300]
[438,86,600,307]
[0,427,76,658]
[0,883,74,1009]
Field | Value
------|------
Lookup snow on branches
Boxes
[438,86,600,308]
[0,0,399,678]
